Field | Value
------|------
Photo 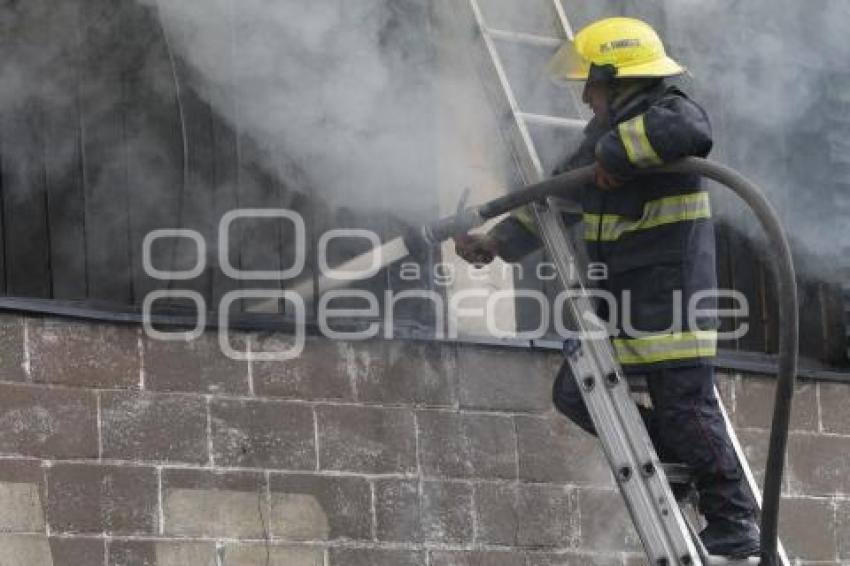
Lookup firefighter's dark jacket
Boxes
[490,81,718,370]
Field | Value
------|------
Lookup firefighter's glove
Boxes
[454,234,498,267]
[594,162,626,190]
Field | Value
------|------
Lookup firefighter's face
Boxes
[582,81,609,120]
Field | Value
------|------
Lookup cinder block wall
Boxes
[0,314,846,565]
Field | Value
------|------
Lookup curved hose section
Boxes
[545,159,797,564]
[661,158,797,566]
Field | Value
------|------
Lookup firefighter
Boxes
[455,17,760,558]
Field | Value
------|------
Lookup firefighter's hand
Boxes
[454,234,498,267]
[594,162,625,190]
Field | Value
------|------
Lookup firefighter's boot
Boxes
[699,515,761,558]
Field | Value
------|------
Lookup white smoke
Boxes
[149,0,850,273]
[144,0,437,217]
[655,0,850,272]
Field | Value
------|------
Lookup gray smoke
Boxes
[140,0,850,279]
[3,0,848,300]
[655,0,850,276]
[144,0,437,217]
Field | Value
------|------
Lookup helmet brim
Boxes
[613,56,686,79]
[547,41,686,82]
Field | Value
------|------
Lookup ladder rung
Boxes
[627,374,648,392]
[484,27,562,48]
[706,557,760,565]
[518,112,587,130]
[662,463,694,485]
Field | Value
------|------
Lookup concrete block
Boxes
[429,550,526,566]
[737,428,770,491]
[0,383,97,459]
[0,460,45,533]
[819,383,850,435]
[327,547,426,566]
[109,540,217,566]
[0,482,43,533]
[456,346,552,413]
[252,337,355,401]
[577,488,641,553]
[351,341,457,407]
[0,534,52,566]
[474,482,580,548]
[515,415,612,487]
[735,376,818,432]
[317,404,416,474]
[162,468,266,538]
[46,464,157,535]
[788,433,850,496]
[527,552,621,566]
[421,480,473,544]
[417,410,516,479]
[270,473,371,541]
[48,538,105,566]
[375,478,421,542]
[143,332,249,394]
[222,544,323,566]
[211,398,315,470]
[473,483,518,546]
[515,483,579,548]
[29,319,139,388]
[101,391,208,463]
[779,497,837,562]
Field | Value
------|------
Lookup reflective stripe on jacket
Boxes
[583,191,711,242]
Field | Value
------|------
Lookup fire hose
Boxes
[409,157,798,565]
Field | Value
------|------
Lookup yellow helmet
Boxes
[548,17,685,82]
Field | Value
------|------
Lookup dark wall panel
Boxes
[0,106,51,298]
[0,0,440,328]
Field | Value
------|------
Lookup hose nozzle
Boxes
[420,207,486,246]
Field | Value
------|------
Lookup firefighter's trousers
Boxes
[552,361,756,521]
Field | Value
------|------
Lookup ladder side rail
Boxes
[468,1,702,562]
[548,0,589,124]
[468,0,546,180]
[551,0,577,40]
[536,206,701,564]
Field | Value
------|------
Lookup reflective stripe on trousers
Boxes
[583,191,711,242]
[612,329,718,365]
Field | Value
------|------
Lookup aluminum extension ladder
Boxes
[463,1,790,564]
